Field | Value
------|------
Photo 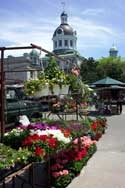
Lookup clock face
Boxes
[57,28,62,34]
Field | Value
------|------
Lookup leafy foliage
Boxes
[24,57,70,95]
[80,56,125,84]
[0,143,31,174]
[96,56,124,81]
[80,57,99,84]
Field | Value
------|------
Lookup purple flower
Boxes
[27,123,58,130]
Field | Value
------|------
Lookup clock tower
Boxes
[52,11,77,54]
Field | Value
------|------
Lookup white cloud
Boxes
[1,5,125,58]
[82,8,105,16]
[70,16,118,49]
[0,14,58,56]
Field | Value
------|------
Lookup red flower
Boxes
[39,135,48,141]
[35,147,44,156]
[48,137,58,148]
[22,134,40,146]
[22,136,33,146]
[61,128,71,137]
[31,134,40,140]
[74,148,88,161]
[22,138,32,146]
[91,122,97,130]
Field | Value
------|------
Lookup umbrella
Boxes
[110,85,125,89]
[96,85,125,90]
[92,77,125,86]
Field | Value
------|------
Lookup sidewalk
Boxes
[67,106,125,188]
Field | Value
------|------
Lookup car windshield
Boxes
[15,87,25,99]
[6,85,25,100]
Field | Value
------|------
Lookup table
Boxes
[47,110,89,121]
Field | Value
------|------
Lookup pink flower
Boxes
[52,170,69,177]
[71,68,79,76]
[59,170,69,176]
[72,138,78,144]
[62,170,69,175]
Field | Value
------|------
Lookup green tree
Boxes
[80,57,99,84]
[97,56,124,81]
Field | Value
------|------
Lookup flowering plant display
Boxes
[64,98,77,112]
[30,120,89,140]
[90,116,107,140]
[24,56,89,99]
[3,127,30,149]
[51,101,65,113]
[0,143,31,180]
[22,128,71,162]
[50,136,97,188]
[62,121,88,139]
[24,57,70,96]
[79,101,89,112]
[3,122,72,162]
[2,117,107,187]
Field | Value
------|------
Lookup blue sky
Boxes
[0,0,125,59]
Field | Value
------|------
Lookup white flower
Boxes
[4,128,23,137]
[29,129,72,143]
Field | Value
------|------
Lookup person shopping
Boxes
[117,95,123,114]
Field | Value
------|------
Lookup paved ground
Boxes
[67,105,125,188]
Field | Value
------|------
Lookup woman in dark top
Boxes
[117,95,123,114]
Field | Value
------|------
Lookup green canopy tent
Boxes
[91,77,125,100]
[92,76,125,87]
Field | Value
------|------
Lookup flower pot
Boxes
[49,85,60,95]
[32,162,49,187]
[34,84,49,98]
[59,85,69,95]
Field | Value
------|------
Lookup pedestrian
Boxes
[117,95,123,114]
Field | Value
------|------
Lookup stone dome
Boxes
[52,11,77,53]
[53,24,74,37]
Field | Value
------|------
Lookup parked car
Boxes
[4,84,43,125]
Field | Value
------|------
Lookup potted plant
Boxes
[24,78,49,97]
[0,143,31,180]
[24,57,70,97]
